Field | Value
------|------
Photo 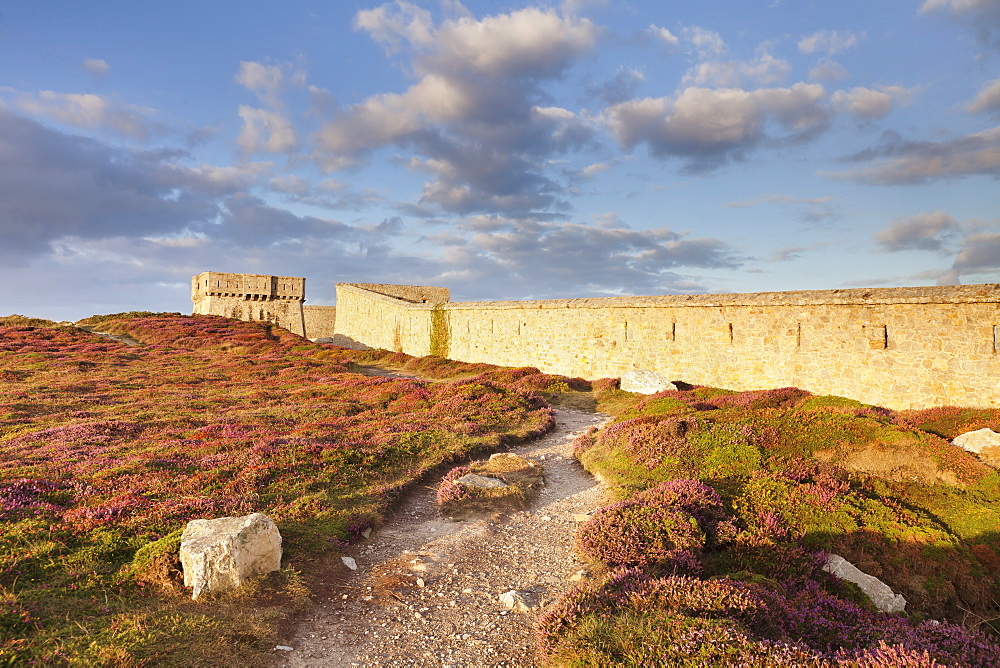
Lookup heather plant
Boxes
[538,569,1000,666]
[556,380,1000,664]
[0,314,574,663]
[575,499,706,572]
[0,315,60,328]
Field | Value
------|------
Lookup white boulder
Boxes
[823,553,906,614]
[620,369,677,394]
[953,428,1000,455]
[455,473,508,489]
[180,512,282,600]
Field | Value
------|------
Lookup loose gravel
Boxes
[278,408,609,668]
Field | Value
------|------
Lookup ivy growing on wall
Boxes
[430,305,450,358]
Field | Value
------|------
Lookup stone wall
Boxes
[333,282,1000,410]
[302,305,337,340]
[192,271,307,337]
[334,284,438,354]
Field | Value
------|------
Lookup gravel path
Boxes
[278,408,609,667]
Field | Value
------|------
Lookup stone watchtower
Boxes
[191,271,307,337]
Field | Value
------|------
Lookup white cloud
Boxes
[7,89,157,139]
[682,49,790,87]
[832,85,914,119]
[80,58,109,79]
[605,83,829,171]
[235,60,306,107]
[875,211,960,251]
[682,26,727,57]
[920,0,1000,47]
[953,228,1000,277]
[236,106,297,154]
[797,30,861,55]
[319,4,599,215]
[808,61,850,81]
[829,126,1000,184]
[967,78,1000,115]
[649,24,679,49]
[581,162,611,178]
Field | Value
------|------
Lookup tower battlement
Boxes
[191,271,305,301]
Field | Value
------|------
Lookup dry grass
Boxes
[441,453,545,517]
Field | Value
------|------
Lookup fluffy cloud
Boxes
[952,229,1000,277]
[80,58,109,79]
[432,216,743,299]
[233,61,305,155]
[830,126,1000,184]
[590,68,645,105]
[318,4,599,215]
[920,0,1000,47]
[682,50,790,88]
[875,211,960,251]
[235,60,306,107]
[0,108,216,262]
[808,61,849,81]
[797,30,861,55]
[4,89,157,139]
[832,85,913,119]
[236,106,297,154]
[967,79,1000,116]
[604,83,829,171]
[648,24,679,49]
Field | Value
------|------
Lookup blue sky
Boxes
[1,0,998,320]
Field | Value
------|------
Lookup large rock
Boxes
[953,428,1000,455]
[455,473,508,489]
[180,512,282,600]
[620,369,677,394]
[823,553,906,614]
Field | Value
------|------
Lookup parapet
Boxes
[339,283,450,304]
[192,272,305,301]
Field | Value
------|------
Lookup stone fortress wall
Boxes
[194,272,1000,410]
[191,271,337,339]
[333,282,1000,410]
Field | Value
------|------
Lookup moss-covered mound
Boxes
[546,382,1000,666]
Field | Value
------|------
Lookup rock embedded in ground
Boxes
[619,368,677,394]
[180,512,282,600]
[823,553,906,614]
[499,590,532,612]
[454,473,509,489]
[953,428,1000,454]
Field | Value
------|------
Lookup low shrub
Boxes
[436,453,544,515]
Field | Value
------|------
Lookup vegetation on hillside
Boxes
[3,312,1000,665]
[0,314,574,664]
[540,381,1000,665]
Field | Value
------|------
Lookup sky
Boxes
[1,0,998,321]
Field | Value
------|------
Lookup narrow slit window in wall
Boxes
[994,325,998,353]
[882,325,888,349]
[728,323,734,344]
[671,322,677,341]
[624,321,629,342]
[796,323,802,348]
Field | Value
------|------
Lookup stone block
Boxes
[823,553,906,614]
[180,512,282,600]
[953,428,1000,454]
[619,369,677,394]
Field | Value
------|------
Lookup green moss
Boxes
[429,305,450,358]
[800,395,870,411]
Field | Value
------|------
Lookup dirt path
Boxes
[75,325,142,347]
[278,408,609,667]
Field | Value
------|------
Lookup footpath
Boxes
[278,408,609,667]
